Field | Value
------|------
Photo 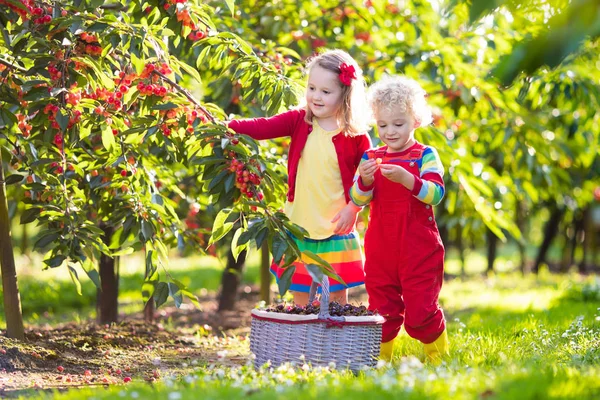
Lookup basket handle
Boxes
[308,275,345,322]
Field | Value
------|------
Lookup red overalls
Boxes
[364,148,446,344]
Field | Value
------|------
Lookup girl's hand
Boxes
[359,159,378,186]
[331,202,361,235]
[380,164,415,189]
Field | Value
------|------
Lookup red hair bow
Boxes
[339,63,357,86]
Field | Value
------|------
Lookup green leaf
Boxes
[20,208,40,224]
[208,208,233,245]
[145,249,157,278]
[277,265,295,297]
[181,289,200,309]
[68,265,82,296]
[44,254,66,268]
[224,0,235,16]
[0,108,18,128]
[305,263,324,284]
[207,169,229,191]
[151,102,179,110]
[141,219,155,242]
[254,227,268,248]
[153,282,169,308]
[4,174,24,185]
[282,220,308,239]
[81,257,101,289]
[101,124,116,152]
[142,281,155,303]
[271,234,288,264]
[34,232,60,249]
[176,59,202,85]
[302,250,345,285]
[231,227,248,262]
[130,51,144,75]
[55,109,69,133]
[168,282,183,308]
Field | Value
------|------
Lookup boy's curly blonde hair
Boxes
[304,49,370,136]
[368,75,432,127]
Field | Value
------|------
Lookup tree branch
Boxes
[0,58,27,73]
[151,70,219,125]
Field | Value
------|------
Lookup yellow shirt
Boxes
[285,119,347,239]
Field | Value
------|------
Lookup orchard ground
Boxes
[0,248,599,399]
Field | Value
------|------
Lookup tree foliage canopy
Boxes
[1,0,598,304]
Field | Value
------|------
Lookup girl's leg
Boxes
[292,289,348,306]
[292,291,309,305]
[328,289,348,304]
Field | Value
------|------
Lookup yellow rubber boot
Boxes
[379,338,395,362]
[423,330,449,365]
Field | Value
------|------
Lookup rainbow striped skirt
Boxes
[270,231,365,293]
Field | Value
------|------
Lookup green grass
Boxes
[9,269,600,399]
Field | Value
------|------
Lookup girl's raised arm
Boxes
[228,109,303,140]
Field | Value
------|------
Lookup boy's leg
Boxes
[423,329,449,365]
[401,246,447,363]
[379,337,395,361]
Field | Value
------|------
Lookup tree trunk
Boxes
[96,224,119,324]
[515,199,527,274]
[144,298,154,323]
[580,206,594,272]
[559,228,571,273]
[21,223,28,255]
[486,227,498,273]
[260,242,271,303]
[0,153,25,339]
[573,210,587,273]
[533,205,564,274]
[456,224,466,277]
[218,249,247,312]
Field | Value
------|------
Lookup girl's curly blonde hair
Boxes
[304,49,370,136]
[368,75,432,127]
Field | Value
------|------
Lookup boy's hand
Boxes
[380,164,414,189]
[359,159,378,186]
[331,202,361,235]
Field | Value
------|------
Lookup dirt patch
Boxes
[0,285,370,397]
[0,287,261,398]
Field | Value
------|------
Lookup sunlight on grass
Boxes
[6,267,600,399]
[441,272,562,313]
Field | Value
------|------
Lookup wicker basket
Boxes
[250,276,384,372]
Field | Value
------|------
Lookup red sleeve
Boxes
[227,109,304,140]
[355,134,372,168]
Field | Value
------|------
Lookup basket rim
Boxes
[251,309,385,325]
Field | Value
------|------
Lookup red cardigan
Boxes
[228,109,372,203]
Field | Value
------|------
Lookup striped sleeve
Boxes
[411,146,445,205]
[349,152,374,206]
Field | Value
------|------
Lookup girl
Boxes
[350,75,449,364]
[228,49,372,305]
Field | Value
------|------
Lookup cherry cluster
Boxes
[265,301,376,317]
[78,32,102,56]
[168,1,207,42]
[0,0,34,20]
[227,155,264,200]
